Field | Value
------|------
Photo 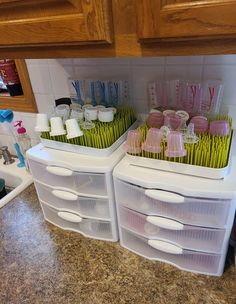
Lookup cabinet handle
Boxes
[145,189,185,204]
[46,166,73,176]
[52,190,78,201]
[148,239,183,255]
[57,211,82,223]
[146,216,184,230]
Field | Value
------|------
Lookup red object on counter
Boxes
[0,59,23,96]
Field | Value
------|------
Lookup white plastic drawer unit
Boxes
[115,179,232,228]
[41,202,113,241]
[34,181,110,221]
[119,206,226,253]
[121,228,222,276]
[28,160,107,197]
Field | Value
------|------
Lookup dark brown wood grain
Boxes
[1,0,236,57]
[0,0,112,46]
[137,0,236,40]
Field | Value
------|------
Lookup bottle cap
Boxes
[17,127,26,134]
[14,120,26,134]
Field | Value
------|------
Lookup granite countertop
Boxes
[0,185,235,304]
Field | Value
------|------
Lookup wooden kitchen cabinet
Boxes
[1,0,236,57]
[0,0,112,46]
[136,0,236,41]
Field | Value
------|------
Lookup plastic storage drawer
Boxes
[41,202,113,241]
[29,159,107,197]
[119,206,226,253]
[34,181,110,221]
[121,228,222,276]
[115,179,231,228]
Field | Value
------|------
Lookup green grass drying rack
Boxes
[126,115,233,179]
[40,107,138,157]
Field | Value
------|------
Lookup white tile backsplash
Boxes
[73,65,131,80]
[27,63,51,94]
[0,123,11,135]
[25,59,47,66]
[164,64,189,80]
[26,56,236,116]
[203,65,236,105]
[2,55,236,150]
[73,58,131,66]
[130,57,165,65]
[49,59,73,66]
[34,93,55,113]
[49,62,73,96]
[204,55,236,65]
[132,65,165,100]
[166,56,204,65]
[0,134,15,155]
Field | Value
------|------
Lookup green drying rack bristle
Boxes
[41,107,136,149]
[135,115,232,169]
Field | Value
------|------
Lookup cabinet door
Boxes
[137,0,236,41]
[0,0,112,47]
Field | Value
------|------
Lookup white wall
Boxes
[1,55,236,154]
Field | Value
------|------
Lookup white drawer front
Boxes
[29,159,107,197]
[41,202,113,241]
[119,206,226,253]
[121,228,222,276]
[115,179,231,228]
[34,181,110,221]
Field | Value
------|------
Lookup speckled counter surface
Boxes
[0,185,235,304]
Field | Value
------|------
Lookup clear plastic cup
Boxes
[70,103,81,110]
[85,107,98,121]
[34,113,50,132]
[98,109,114,122]
[82,104,93,110]
[165,131,187,158]
[142,128,162,153]
[209,120,230,136]
[65,119,83,139]
[107,107,117,115]
[55,104,70,122]
[190,116,208,134]
[95,105,106,111]
[164,113,182,130]
[124,130,142,154]
[176,110,189,122]
[70,108,84,121]
[163,109,175,116]
[146,112,164,128]
[50,117,66,136]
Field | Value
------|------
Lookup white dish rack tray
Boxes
[41,120,139,157]
[125,130,235,180]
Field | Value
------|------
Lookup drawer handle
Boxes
[46,166,73,176]
[57,211,82,223]
[145,190,185,204]
[52,190,78,201]
[146,216,184,230]
[148,239,183,255]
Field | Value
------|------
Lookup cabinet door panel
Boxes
[137,0,236,41]
[0,0,112,47]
